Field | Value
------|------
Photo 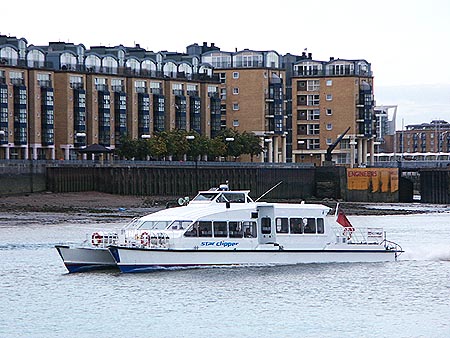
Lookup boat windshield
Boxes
[192,193,219,201]
[216,192,246,203]
[137,220,172,230]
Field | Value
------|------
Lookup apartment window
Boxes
[150,82,162,94]
[307,80,319,91]
[326,109,332,115]
[233,120,239,127]
[220,88,227,100]
[233,103,239,111]
[70,76,83,89]
[326,138,332,145]
[307,139,320,149]
[233,87,239,95]
[111,79,124,92]
[326,80,332,86]
[219,73,226,84]
[307,109,320,120]
[307,124,320,135]
[326,94,333,101]
[326,123,333,130]
[95,78,108,91]
[306,95,319,106]
[37,73,51,87]
[233,72,239,79]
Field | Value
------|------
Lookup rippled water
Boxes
[1,212,450,338]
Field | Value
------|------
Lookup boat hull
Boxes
[55,245,117,273]
[109,246,400,273]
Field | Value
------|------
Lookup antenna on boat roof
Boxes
[255,181,283,202]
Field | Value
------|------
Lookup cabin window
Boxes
[171,220,192,230]
[317,218,324,234]
[229,221,243,238]
[214,221,228,237]
[198,221,212,237]
[184,223,199,237]
[276,218,289,233]
[261,217,271,234]
[139,220,171,230]
[243,221,257,238]
[290,218,303,234]
[303,218,316,234]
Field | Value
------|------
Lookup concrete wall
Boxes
[0,162,47,194]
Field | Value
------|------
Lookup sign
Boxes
[347,168,399,193]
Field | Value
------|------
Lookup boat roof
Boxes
[138,200,330,222]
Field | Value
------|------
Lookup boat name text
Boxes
[201,241,239,248]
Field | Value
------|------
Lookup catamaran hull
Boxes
[55,245,117,273]
[109,246,400,273]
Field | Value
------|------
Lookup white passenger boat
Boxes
[107,184,403,273]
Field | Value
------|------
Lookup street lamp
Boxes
[186,135,198,192]
[297,140,305,162]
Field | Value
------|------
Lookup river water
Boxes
[1,210,450,338]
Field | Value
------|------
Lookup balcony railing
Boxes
[293,68,373,77]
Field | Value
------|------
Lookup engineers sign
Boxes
[347,168,399,193]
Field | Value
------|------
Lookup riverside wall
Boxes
[1,161,436,202]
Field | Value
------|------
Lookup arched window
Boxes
[102,56,118,74]
[60,52,77,70]
[198,65,213,77]
[0,46,18,66]
[85,54,101,72]
[265,51,279,68]
[178,63,193,78]
[125,58,140,74]
[27,49,45,68]
[163,61,177,77]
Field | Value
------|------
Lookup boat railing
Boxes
[88,231,119,248]
[122,230,172,249]
[333,226,385,245]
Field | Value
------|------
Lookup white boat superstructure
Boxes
[107,185,403,273]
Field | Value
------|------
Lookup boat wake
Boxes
[401,245,450,262]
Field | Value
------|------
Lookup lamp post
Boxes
[225,137,234,161]
[186,135,198,192]
[264,138,272,162]
[297,140,305,163]
[350,140,357,168]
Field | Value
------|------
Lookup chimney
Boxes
[211,43,215,48]
[330,57,334,61]
[203,42,207,47]
[308,53,312,59]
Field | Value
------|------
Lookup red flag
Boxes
[337,211,355,231]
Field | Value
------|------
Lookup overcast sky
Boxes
[2,0,449,127]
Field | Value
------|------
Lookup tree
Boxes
[241,131,263,162]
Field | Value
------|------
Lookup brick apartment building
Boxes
[0,35,378,166]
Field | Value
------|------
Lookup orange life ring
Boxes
[140,232,150,246]
[91,232,103,246]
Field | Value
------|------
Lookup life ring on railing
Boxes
[91,232,103,246]
[343,228,353,240]
[140,232,150,246]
